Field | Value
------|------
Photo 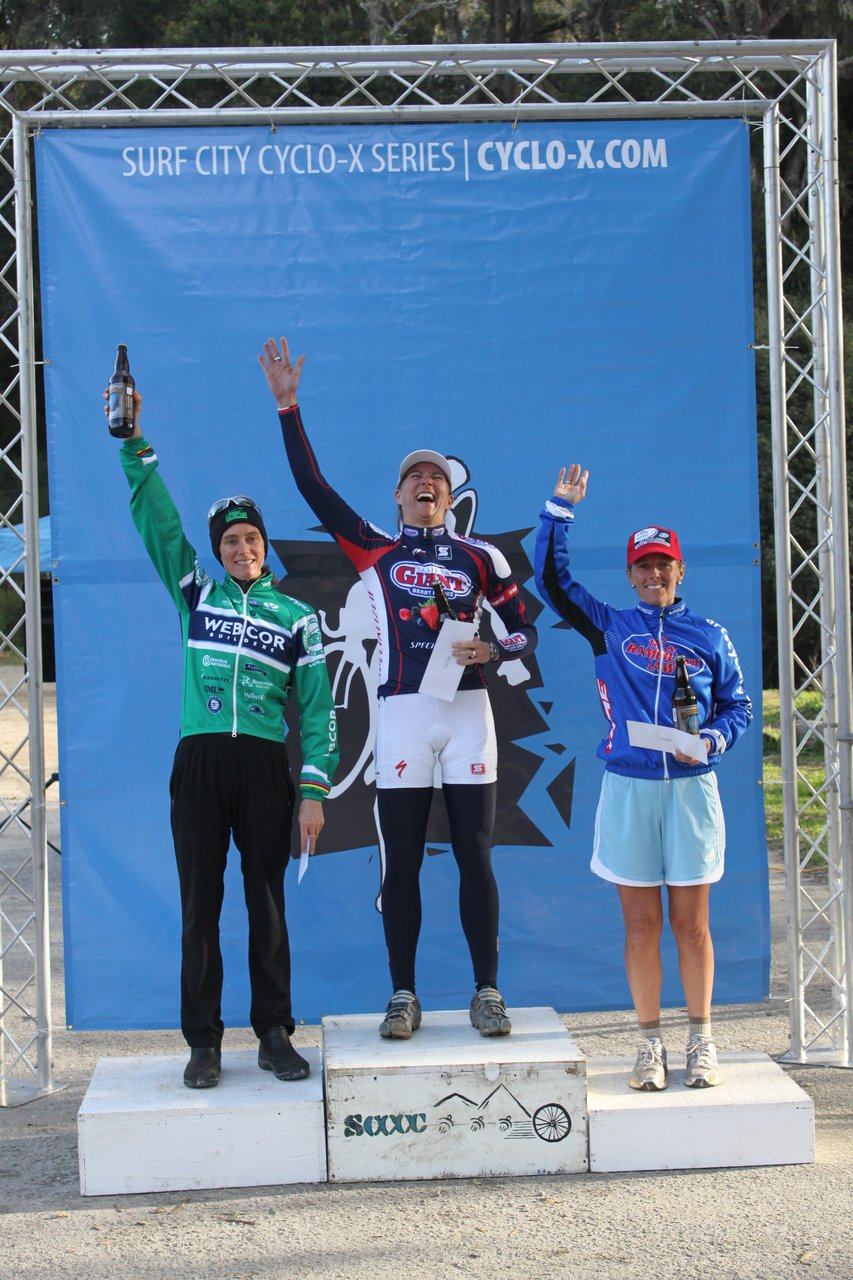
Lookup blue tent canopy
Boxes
[0,516,51,574]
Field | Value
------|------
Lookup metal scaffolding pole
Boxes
[763,104,805,1061]
[817,43,853,1065]
[0,41,848,1091]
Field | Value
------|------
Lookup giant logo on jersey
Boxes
[390,562,474,600]
[621,635,707,678]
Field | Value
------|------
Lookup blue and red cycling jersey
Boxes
[279,405,537,697]
[534,497,752,780]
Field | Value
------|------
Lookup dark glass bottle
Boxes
[672,655,700,734]
[433,578,457,621]
[107,344,135,438]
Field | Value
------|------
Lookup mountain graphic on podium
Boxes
[433,1083,535,1138]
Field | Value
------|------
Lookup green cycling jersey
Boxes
[120,435,338,800]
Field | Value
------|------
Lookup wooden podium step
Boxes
[586,1051,815,1172]
[322,1006,588,1182]
[77,1047,326,1195]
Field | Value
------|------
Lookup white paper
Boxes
[418,618,478,702]
[626,719,707,764]
[297,843,310,885]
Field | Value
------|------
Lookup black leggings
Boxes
[170,733,295,1047]
[377,783,498,992]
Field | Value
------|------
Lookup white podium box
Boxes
[323,1006,587,1182]
[587,1052,815,1173]
[77,1047,326,1195]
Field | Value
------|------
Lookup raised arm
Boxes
[259,337,395,573]
[110,386,207,614]
[534,465,615,652]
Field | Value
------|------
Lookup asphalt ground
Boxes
[0,686,851,1280]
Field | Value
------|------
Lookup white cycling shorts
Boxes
[374,689,498,789]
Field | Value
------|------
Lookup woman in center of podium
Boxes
[259,335,538,1042]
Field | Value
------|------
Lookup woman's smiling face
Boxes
[626,553,684,607]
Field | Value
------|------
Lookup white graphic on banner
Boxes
[120,136,669,180]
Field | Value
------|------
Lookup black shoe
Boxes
[183,1047,221,1089]
[258,1027,310,1081]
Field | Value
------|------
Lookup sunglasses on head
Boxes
[207,495,261,520]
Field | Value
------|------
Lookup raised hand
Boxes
[258,337,305,409]
[103,386,142,438]
[553,464,589,504]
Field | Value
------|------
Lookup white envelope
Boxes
[418,618,478,702]
[297,844,310,884]
[626,719,707,765]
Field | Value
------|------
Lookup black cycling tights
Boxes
[377,783,498,993]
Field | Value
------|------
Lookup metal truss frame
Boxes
[0,41,848,1102]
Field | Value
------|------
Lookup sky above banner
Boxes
[36,120,766,1030]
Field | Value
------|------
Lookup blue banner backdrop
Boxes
[36,121,767,1030]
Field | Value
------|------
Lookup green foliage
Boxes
[762,688,828,858]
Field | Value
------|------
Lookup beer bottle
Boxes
[107,344,135,438]
[433,578,457,621]
[672,655,700,735]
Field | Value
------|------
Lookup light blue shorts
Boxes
[590,770,725,887]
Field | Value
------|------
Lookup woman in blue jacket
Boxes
[534,465,752,1092]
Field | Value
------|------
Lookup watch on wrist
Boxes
[488,641,501,663]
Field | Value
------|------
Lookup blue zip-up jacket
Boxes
[534,497,752,780]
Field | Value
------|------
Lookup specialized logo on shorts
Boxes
[621,635,706,678]
[470,763,486,776]
[395,760,407,777]
[207,696,223,714]
[390,562,473,600]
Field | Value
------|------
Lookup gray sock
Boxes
[689,1017,712,1042]
[638,1019,662,1043]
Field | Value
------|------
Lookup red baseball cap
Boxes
[626,526,683,565]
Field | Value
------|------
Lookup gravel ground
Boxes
[0,684,850,1280]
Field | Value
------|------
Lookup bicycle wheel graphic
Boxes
[323,639,377,797]
[532,1103,571,1143]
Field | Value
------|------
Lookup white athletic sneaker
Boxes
[684,1036,723,1088]
[628,1037,668,1091]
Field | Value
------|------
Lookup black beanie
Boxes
[208,499,269,563]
